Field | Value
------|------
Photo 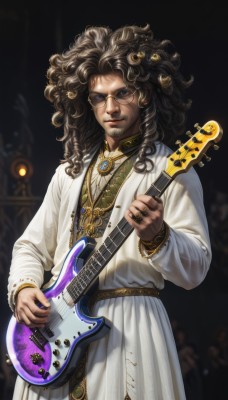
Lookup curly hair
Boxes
[44,23,193,177]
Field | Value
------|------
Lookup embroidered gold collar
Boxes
[104,132,142,153]
[97,133,142,176]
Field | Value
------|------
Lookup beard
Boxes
[105,127,126,138]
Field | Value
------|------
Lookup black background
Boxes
[0,0,228,379]
[1,0,227,195]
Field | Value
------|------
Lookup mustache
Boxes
[103,117,125,122]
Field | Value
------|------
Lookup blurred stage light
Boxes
[10,157,33,180]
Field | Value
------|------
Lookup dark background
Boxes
[0,0,228,396]
[1,0,227,194]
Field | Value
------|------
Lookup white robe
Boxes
[7,141,211,400]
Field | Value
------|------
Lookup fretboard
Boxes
[67,170,173,302]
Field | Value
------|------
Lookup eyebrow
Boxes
[89,86,128,95]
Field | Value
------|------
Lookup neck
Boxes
[105,137,122,151]
[104,132,142,152]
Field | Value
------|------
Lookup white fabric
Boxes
[7,141,211,400]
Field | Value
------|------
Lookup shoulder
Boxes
[151,141,173,166]
[42,163,74,200]
[53,150,97,182]
[48,163,72,184]
[154,140,172,156]
[143,141,173,175]
[54,163,71,178]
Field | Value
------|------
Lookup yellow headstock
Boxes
[165,120,223,178]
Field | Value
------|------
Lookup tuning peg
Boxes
[194,122,209,135]
[203,154,211,162]
[198,161,204,167]
[175,139,183,147]
[186,130,192,137]
[213,144,219,150]
[194,123,201,130]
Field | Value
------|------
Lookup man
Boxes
[7,24,211,399]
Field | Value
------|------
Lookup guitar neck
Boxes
[67,170,173,302]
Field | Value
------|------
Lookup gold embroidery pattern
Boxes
[138,221,170,258]
[68,133,143,247]
[69,352,87,400]
[71,154,136,244]
[89,287,160,305]
[118,133,142,152]
[97,133,142,176]
[80,158,134,236]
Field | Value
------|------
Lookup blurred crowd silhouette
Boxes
[172,319,228,399]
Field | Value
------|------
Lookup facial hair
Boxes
[105,127,125,138]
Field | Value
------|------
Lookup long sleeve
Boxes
[98,141,212,293]
[150,167,212,289]
[7,154,93,312]
[7,166,63,311]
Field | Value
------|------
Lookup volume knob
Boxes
[53,349,60,356]
[53,361,60,368]
[64,339,70,347]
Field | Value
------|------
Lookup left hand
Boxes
[124,194,164,241]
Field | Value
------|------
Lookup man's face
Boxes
[88,72,141,143]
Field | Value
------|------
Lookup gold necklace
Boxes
[97,150,127,176]
[97,133,142,176]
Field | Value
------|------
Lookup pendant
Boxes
[97,157,114,176]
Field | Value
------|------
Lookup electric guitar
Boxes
[6,120,223,388]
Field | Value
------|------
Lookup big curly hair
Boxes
[44,23,193,177]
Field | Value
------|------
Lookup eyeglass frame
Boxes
[87,88,136,109]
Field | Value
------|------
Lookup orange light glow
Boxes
[10,157,33,180]
[17,164,28,177]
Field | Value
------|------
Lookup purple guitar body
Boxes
[6,237,111,388]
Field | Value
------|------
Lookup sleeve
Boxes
[7,166,63,311]
[149,167,212,290]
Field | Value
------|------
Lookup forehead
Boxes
[88,72,126,92]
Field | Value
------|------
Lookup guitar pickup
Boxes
[43,326,54,338]
[29,329,48,351]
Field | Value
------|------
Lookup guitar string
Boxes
[46,172,170,329]
[44,136,203,332]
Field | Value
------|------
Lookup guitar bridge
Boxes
[29,329,48,351]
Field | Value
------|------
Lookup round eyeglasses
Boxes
[88,88,136,108]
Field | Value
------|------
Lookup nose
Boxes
[105,95,119,113]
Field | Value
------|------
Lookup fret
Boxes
[145,171,172,197]
[101,240,113,255]
[116,219,132,237]
[82,258,99,279]
[88,252,103,268]
[67,172,174,302]
[67,279,84,300]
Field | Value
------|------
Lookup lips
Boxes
[104,119,123,123]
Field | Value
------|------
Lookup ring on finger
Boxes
[132,212,143,223]
[140,207,148,217]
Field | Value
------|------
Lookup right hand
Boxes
[15,287,51,328]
